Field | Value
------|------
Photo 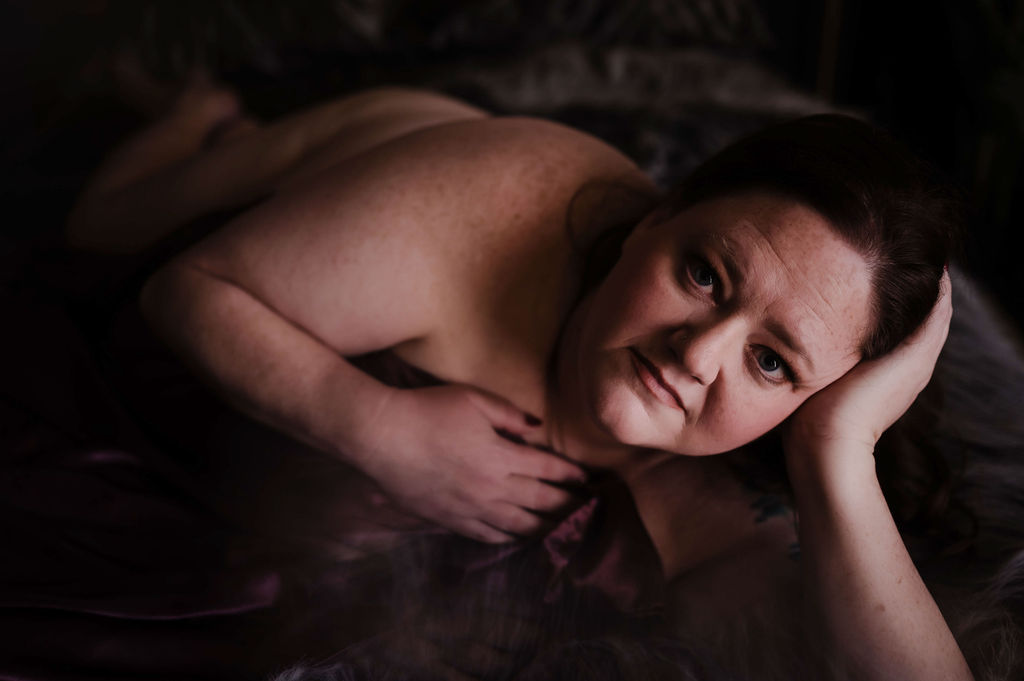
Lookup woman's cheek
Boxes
[708,392,794,451]
[746,395,803,442]
[608,256,678,327]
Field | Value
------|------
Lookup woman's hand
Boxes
[360,384,587,543]
[779,272,973,681]
[784,270,952,465]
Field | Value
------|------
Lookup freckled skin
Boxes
[566,191,875,456]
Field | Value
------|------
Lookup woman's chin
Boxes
[589,400,753,458]
[590,395,677,450]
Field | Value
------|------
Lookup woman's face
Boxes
[570,191,874,456]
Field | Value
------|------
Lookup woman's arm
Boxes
[143,259,584,544]
[141,258,395,465]
[784,273,973,680]
[140,117,632,541]
[787,444,972,680]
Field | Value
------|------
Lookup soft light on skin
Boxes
[552,191,875,467]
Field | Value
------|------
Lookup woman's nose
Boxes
[669,320,742,386]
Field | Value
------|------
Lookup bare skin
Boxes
[68,74,490,253]
[69,79,972,680]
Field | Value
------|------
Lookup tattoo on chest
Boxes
[751,494,802,561]
[751,494,789,523]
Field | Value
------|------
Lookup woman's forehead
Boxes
[669,193,862,274]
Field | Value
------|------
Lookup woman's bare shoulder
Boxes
[366,115,657,281]
[339,115,656,235]
[406,114,644,171]
[175,116,654,357]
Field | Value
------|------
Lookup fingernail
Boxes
[524,413,542,426]
[943,261,949,272]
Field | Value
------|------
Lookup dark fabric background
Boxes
[3,0,1022,336]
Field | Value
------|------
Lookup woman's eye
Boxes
[688,260,718,289]
[754,348,790,381]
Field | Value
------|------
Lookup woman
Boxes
[65,82,966,679]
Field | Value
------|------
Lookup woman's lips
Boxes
[628,348,685,412]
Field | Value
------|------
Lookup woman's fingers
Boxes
[462,383,587,481]
[484,506,545,537]
[493,427,585,483]
[505,475,576,513]
[478,482,579,538]
[464,386,546,433]
[372,384,587,542]
[865,270,951,390]
[914,270,952,343]
[905,270,953,386]
[461,449,584,539]
[461,518,517,544]
[919,269,953,351]
[891,270,952,355]
[786,271,954,453]
[507,447,586,484]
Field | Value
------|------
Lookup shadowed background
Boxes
[2,0,1022,338]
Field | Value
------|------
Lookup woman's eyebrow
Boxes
[710,233,744,286]
[764,318,816,376]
